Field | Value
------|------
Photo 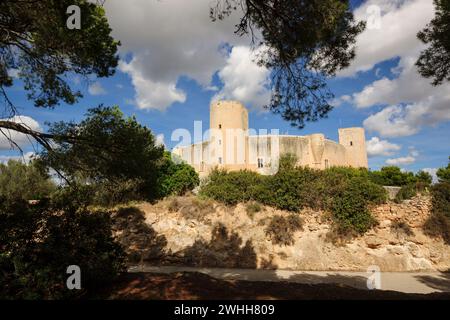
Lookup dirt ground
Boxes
[98,272,450,300]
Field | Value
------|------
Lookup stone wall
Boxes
[383,186,402,200]
[113,194,450,272]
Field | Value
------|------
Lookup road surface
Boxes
[129,265,450,294]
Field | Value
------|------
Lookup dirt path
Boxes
[128,265,450,294]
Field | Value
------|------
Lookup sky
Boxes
[1,0,449,178]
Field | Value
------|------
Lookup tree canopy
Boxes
[211,0,365,127]
[0,159,56,200]
[0,0,119,148]
[437,157,450,183]
[39,106,164,199]
[416,0,450,85]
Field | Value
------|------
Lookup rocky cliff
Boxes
[112,194,450,272]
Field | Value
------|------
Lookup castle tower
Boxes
[338,127,368,168]
[210,101,248,168]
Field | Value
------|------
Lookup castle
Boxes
[173,101,368,176]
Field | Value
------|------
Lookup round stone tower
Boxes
[210,100,248,131]
[209,100,249,168]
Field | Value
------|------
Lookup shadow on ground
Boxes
[100,272,450,300]
[415,271,450,292]
[109,206,450,300]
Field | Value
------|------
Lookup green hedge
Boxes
[200,161,387,235]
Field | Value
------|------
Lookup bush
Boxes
[394,184,417,203]
[159,161,199,196]
[246,202,262,219]
[391,220,414,236]
[200,169,264,205]
[200,166,386,235]
[331,191,377,235]
[0,160,56,200]
[431,182,450,218]
[92,179,144,207]
[423,182,450,244]
[265,214,303,245]
[0,194,126,299]
[369,166,417,186]
[436,157,450,183]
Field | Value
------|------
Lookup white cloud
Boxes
[7,68,19,78]
[0,116,41,150]
[423,167,438,183]
[0,151,35,164]
[336,0,450,138]
[366,136,401,157]
[330,94,352,107]
[213,46,271,109]
[104,0,251,111]
[385,147,419,166]
[339,0,434,77]
[386,155,416,165]
[156,133,165,147]
[88,81,107,95]
[119,59,186,110]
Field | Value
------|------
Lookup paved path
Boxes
[129,265,450,294]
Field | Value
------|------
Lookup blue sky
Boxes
[1,0,449,176]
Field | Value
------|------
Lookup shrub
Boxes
[369,166,417,186]
[331,193,377,235]
[200,169,264,205]
[246,202,262,219]
[265,214,303,245]
[92,179,144,207]
[331,178,381,234]
[0,160,56,200]
[200,166,386,235]
[394,184,417,203]
[436,157,450,183]
[391,220,414,236]
[431,182,450,218]
[423,182,450,244]
[158,152,199,197]
[0,195,126,299]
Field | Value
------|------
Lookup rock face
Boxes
[113,194,450,272]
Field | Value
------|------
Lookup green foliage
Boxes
[394,184,417,203]
[264,166,321,211]
[423,182,450,244]
[0,160,56,200]
[200,169,265,205]
[0,195,126,299]
[416,170,433,185]
[436,157,450,183]
[368,166,417,186]
[391,220,414,237]
[245,202,262,219]
[331,177,381,234]
[431,182,450,219]
[212,0,365,128]
[201,165,386,235]
[158,152,199,197]
[1,0,119,109]
[278,153,298,170]
[416,0,450,85]
[40,106,165,203]
[265,214,303,246]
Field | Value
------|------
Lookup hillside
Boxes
[112,193,450,272]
